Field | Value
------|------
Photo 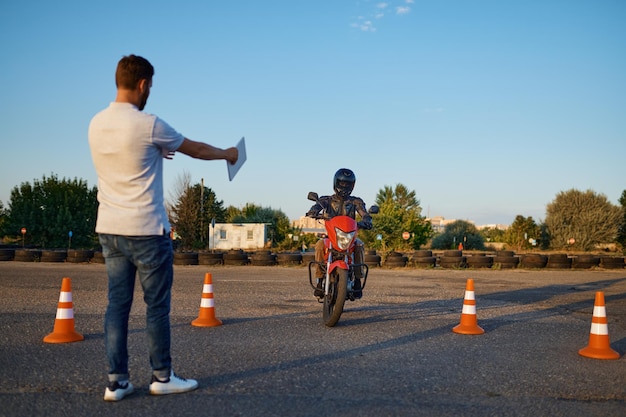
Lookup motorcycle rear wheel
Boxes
[323,269,347,327]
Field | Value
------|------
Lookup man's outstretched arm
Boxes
[177,138,238,164]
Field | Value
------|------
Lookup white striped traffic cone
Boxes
[191,272,223,327]
[43,277,84,343]
[452,278,485,335]
[578,291,620,360]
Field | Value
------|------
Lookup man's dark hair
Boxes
[115,55,154,89]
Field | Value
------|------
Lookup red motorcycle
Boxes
[306,191,378,327]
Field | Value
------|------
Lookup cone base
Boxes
[578,346,620,360]
[452,324,485,335]
[43,331,84,344]
[191,317,223,327]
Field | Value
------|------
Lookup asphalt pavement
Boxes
[0,262,625,417]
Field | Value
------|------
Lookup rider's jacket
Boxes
[306,194,373,230]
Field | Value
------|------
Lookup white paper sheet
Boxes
[227,137,247,181]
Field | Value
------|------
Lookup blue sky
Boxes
[1,0,625,226]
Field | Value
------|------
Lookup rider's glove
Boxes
[357,221,372,230]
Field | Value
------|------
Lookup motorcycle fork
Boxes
[327,253,361,296]
[308,252,368,293]
[324,252,335,295]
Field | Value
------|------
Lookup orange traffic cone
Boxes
[191,272,223,327]
[43,277,84,343]
[578,292,620,360]
[452,278,485,335]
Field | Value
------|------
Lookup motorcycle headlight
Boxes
[335,228,356,251]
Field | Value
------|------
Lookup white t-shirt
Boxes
[88,102,184,236]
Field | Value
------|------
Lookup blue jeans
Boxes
[99,233,173,382]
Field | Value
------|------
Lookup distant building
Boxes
[292,216,326,235]
[426,216,459,233]
[209,223,270,250]
[476,224,509,231]
[426,216,508,233]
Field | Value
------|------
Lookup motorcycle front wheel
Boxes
[323,268,347,327]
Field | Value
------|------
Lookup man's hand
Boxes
[225,147,238,165]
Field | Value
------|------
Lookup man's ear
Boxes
[137,78,149,93]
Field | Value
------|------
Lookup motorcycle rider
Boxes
[306,168,373,299]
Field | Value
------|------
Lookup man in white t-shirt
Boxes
[89,54,237,402]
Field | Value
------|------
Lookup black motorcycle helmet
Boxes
[333,168,356,199]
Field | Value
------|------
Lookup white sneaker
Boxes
[149,370,198,395]
[104,381,134,401]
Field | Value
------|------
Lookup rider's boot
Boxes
[352,263,364,299]
[353,277,362,299]
[314,278,324,299]
[354,262,364,279]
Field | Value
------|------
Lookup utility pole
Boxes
[201,178,204,244]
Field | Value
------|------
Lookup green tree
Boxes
[225,205,242,222]
[297,232,319,252]
[1,174,98,248]
[538,223,551,250]
[360,184,432,252]
[431,220,485,250]
[616,190,626,252]
[169,181,226,250]
[544,189,621,251]
[0,201,7,237]
[479,226,505,244]
[503,215,541,251]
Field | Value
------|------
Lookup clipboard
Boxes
[227,137,246,181]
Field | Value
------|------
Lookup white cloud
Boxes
[360,20,376,32]
[350,1,412,32]
[351,16,377,32]
[396,6,411,15]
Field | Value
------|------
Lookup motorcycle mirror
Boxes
[369,205,379,214]
[307,192,319,202]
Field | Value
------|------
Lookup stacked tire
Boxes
[249,250,277,266]
[410,250,436,268]
[572,254,600,269]
[223,249,249,265]
[0,249,15,261]
[493,251,519,269]
[199,252,223,265]
[276,252,302,266]
[173,252,199,265]
[301,251,315,265]
[14,249,41,262]
[384,252,408,268]
[519,253,547,269]
[91,251,106,264]
[438,250,466,269]
[466,253,493,269]
[546,253,572,269]
[600,256,624,269]
[66,249,93,263]
[364,250,381,268]
[40,250,67,263]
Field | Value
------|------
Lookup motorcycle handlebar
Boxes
[306,212,330,221]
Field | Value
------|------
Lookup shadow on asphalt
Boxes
[195,323,453,389]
